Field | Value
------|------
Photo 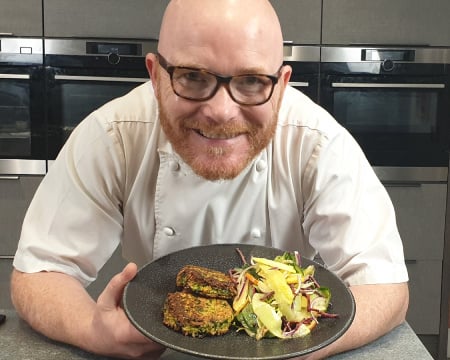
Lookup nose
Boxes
[201,84,240,122]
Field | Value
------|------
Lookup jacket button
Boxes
[163,227,175,236]
[251,228,261,238]
[256,160,267,172]
[169,161,180,171]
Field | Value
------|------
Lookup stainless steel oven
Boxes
[320,47,450,168]
[45,39,157,159]
[0,38,45,160]
[283,45,320,103]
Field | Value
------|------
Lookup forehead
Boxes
[158,1,283,74]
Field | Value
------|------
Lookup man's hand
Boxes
[88,263,166,359]
[11,264,166,359]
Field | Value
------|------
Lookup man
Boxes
[11,0,409,359]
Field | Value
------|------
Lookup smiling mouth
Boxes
[195,129,244,140]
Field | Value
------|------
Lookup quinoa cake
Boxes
[162,291,234,337]
[176,265,237,300]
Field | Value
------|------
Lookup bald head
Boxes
[158,0,284,73]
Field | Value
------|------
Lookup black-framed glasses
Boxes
[157,52,282,106]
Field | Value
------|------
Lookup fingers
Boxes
[97,262,138,309]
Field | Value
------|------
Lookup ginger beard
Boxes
[156,85,280,181]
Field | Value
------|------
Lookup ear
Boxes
[280,64,292,87]
[146,53,159,92]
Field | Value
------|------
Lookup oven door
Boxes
[285,61,319,103]
[46,67,149,159]
[0,66,45,159]
[320,74,450,166]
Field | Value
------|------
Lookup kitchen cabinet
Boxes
[0,175,43,256]
[270,0,322,44]
[0,0,43,37]
[0,173,43,310]
[383,181,447,335]
[0,259,13,308]
[44,0,169,39]
[387,183,446,262]
[322,0,450,46]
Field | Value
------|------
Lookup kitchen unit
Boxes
[283,45,320,103]
[43,0,169,39]
[322,0,450,46]
[270,0,322,44]
[0,160,45,308]
[44,38,155,159]
[0,38,46,160]
[320,46,450,359]
[0,0,43,37]
[320,47,450,167]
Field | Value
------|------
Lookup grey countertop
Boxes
[0,309,434,360]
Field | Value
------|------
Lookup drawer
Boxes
[406,260,442,334]
[0,259,13,309]
[384,183,446,261]
[0,175,43,256]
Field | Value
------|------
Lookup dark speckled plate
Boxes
[123,244,355,360]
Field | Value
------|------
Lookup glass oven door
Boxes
[46,68,148,159]
[0,66,45,159]
[320,75,450,166]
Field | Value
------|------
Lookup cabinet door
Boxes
[270,0,321,44]
[0,175,43,256]
[322,0,450,46]
[0,0,43,36]
[0,259,13,309]
[406,260,442,334]
[384,183,446,261]
[44,0,169,39]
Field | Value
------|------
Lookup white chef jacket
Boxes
[13,82,408,287]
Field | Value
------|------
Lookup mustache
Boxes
[183,118,259,136]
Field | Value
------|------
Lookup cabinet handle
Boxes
[54,75,148,83]
[0,255,14,259]
[331,82,445,89]
[383,182,422,188]
[0,32,13,36]
[0,176,20,180]
[405,260,417,264]
[0,74,30,80]
[289,81,310,87]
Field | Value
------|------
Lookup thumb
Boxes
[97,262,138,309]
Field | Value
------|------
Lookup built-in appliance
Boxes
[320,47,450,168]
[283,45,320,103]
[0,38,45,162]
[44,39,157,159]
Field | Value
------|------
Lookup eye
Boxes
[234,75,271,92]
[174,69,211,86]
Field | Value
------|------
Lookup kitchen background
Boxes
[0,1,449,359]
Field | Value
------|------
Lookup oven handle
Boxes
[289,81,310,88]
[331,82,445,89]
[0,74,30,80]
[54,75,149,83]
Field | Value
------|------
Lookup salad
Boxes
[230,250,338,340]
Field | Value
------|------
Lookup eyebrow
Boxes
[162,52,277,76]
[178,62,275,76]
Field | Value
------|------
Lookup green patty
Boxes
[176,265,237,300]
[163,292,234,337]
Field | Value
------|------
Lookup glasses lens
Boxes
[171,68,217,100]
[230,75,275,105]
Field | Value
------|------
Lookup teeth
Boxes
[198,130,236,139]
